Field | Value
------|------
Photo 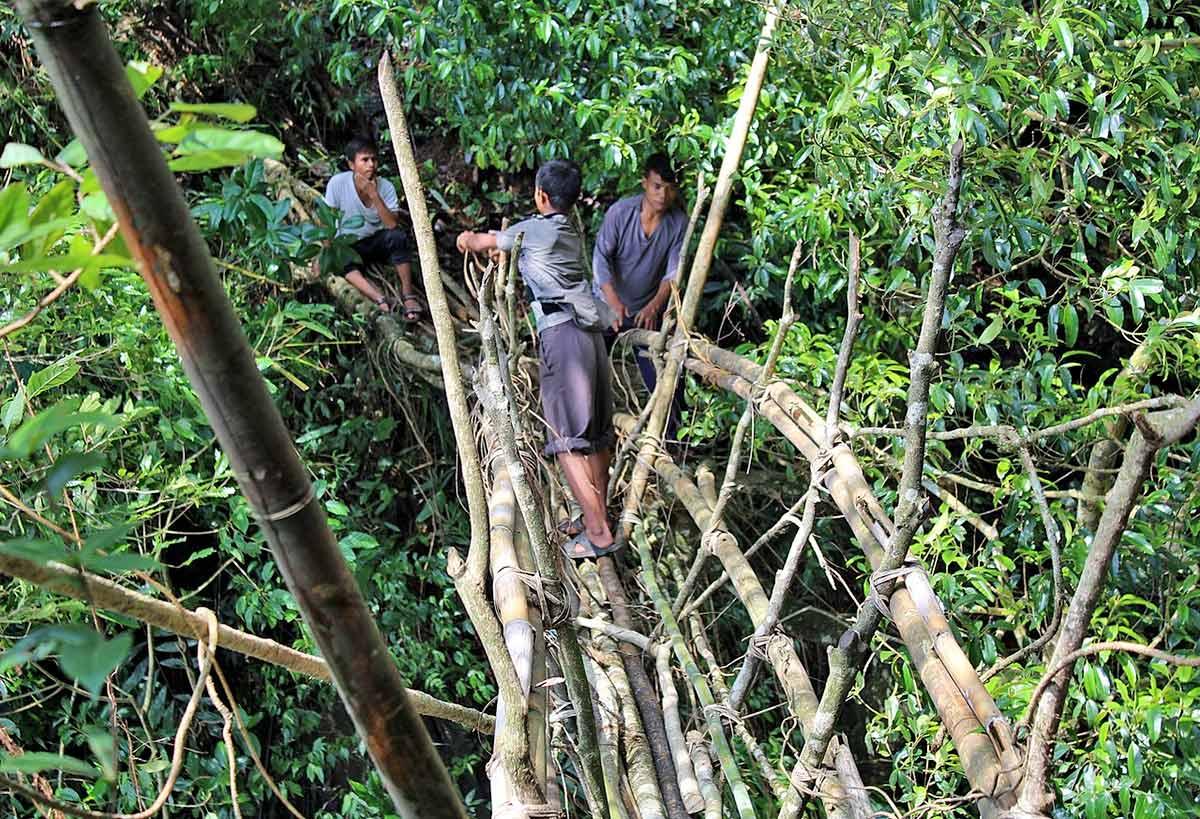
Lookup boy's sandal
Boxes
[401,292,425,322]
[556,516,585,537]
[561,532,622,561]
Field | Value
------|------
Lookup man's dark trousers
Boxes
[607,315,685,440]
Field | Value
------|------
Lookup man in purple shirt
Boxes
[593,153,687,435]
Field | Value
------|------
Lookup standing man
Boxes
[323,136,424,321]
[593,153,687,433]
[456,160,619,558]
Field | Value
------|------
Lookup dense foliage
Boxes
[2,0,1198,816]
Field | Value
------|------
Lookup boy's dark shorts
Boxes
[344,227,412,275]
[539,321,614,457]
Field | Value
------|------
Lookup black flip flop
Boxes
[561,532,622,560]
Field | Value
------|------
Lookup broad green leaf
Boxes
[0,752,99,778]
[1,388,25,432]
[176,127,284,158]
[1063,302,1079,346]
[978,314,1003,345]
[4,253,131,275]
[44,451,105,497]
[1,400,119,459]
[0,143,46,168]
[169,150,261,172]
[58,628,133,696]
[168,101,257,122]
[125,61,163,99]
[0,538,74,565]
[24,179,77,257]
[1054,19,1074,60]
[56,139,87,168]
[80,192,115,222]
[0,183,31,249]
[26,359,80,400]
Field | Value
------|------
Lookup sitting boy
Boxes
[456,160,618,557]
[323,136,423,321]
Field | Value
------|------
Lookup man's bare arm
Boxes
[456,231,500,254]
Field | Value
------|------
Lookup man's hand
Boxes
[456,231,472,253]
[354,172,380,203]
[600,287,627,332]
[634,298,664,330]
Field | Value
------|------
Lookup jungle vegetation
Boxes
[1,1,1199,818]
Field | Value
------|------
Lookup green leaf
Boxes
[59,629,133,696]
[0,143,47,168]
[125,61,163,99]
[0,624,131,696]
[0,538,74,565]
[168,101,257,122]
[4,253,131,275]
[978,314,1004,345]
[1054,19,1075,60]
[0,752,99,778]
[44,452,105,497]
[175,127,284,158]
[26,359,80,400]
[0,183,31,249]
[80,192,115,222]
[1,400,119,459]
[168,150,259,172]
[2,388,25,432]
[56,139,87,168]
[1063,302,1079,346]
[24,179,77,257]
[1137,0,1149,27]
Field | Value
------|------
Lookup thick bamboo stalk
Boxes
[588,653,634,819]
[15,3,464,813]
[616,415,863,817]
[512,494,550,797]
[379,53,538,804]
[475,307,607,812]
[489,464,540,814]
[686,731,723,819]
[595,558,686,818]
[656,647,704,813]
[631,530,757,818]
[626,334,1020,813]
[604,649,668,819]
[0,553,493,732]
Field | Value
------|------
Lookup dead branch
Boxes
[1015,400,1200,815]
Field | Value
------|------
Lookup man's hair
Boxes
[535,159,582,211]
[643,153,677,185]
[344,136,378,166]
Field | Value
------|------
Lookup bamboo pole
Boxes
[379,52,539,804]
[475,297,607,812]
[616,415,864,817]
[656,646,705,812]
[15,3,465,813]
[0,553,493,733]
[489,464,540,815]
[631,529,758,818]
[673,353,1017,814]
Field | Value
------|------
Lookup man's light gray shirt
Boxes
[497,213,613,334]
[324,171,400,239]
[592,194,686,314]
